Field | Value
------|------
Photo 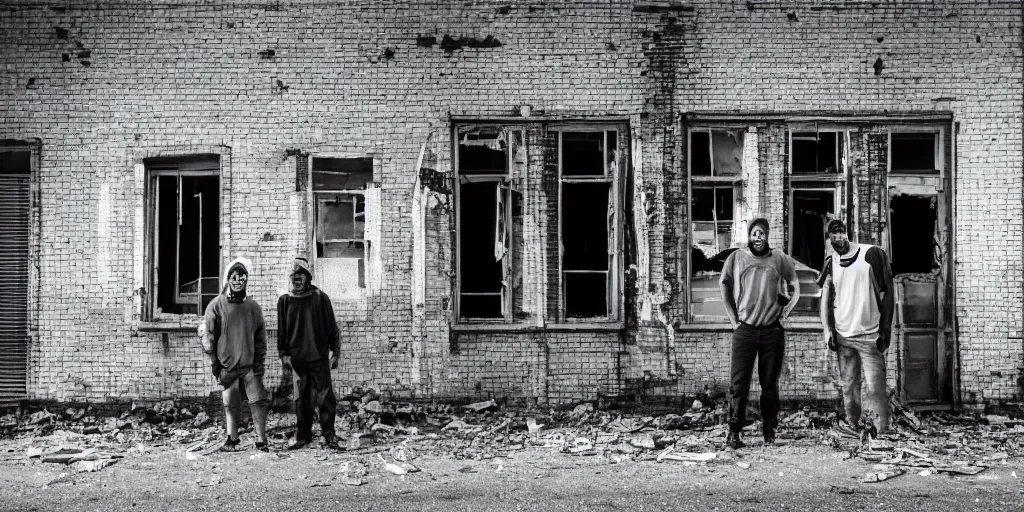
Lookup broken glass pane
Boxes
[711,130,743,176]
[459,131,508,173]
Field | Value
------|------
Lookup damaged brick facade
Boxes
[0,0,1020,409]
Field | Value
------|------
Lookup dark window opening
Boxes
[891,133,938,173]
[459,182,504,318]
[562,131,615,176]
[889,194,938,275]
[311,157,373,191]
[148,158,221,316]
[562,182,610,318]
[458,132,508,173]
[690,131,711,176]
[790,190,835,271]
[792,132,839,174]
[0,149,31,175]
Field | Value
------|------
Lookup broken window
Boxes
[890,132,939,174]
[788,188,839,315]
[560,129,618,320]
[889,194,938,275]
[456,128,515,320]
[312,157,373,297]
[689,129,743,177]
[688,128,744,320]
[146,155,220,317]
[791,132,840,174]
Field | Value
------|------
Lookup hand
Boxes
[211,360,224,378]
[876,330,891,352]
[329,352,339,370]
[280,355,292,369]
[824,329,839,352]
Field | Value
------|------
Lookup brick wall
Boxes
[0,0,1019,407]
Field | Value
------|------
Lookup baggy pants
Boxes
[728,323,785,434]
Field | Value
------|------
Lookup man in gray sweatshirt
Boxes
[278,257,341,449]
[201,256,270,452]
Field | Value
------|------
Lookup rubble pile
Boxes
[1,390,1022,485]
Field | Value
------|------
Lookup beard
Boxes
[748,239,770,256]
[831,240,850,254]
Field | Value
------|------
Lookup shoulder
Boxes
[204,295,225,315]
[864,245,888,262]
[246,299,264,314]
[815,255,834,287]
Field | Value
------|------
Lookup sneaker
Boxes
[286,437,310,450]
[763,428,776,445]
[726,432,745,449]
[255,441,269,452]
[219,437,242,452]
[832,418,860,439]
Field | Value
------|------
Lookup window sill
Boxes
[137,319,200,333]
[676,318,825,333]
[452,322,625,333]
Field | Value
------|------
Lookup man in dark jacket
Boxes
[201,256,270,452]
[278,257,341,449]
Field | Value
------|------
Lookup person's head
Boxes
[748,217,770,254]
[289,257,312,294]
[827,219,851,254]
[221,256,253,300]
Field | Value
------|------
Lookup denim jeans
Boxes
[728,323,785,433]
[291,359,337,440]
[836,333,890,432]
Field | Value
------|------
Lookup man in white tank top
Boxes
[817,219,894,436]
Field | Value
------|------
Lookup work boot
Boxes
[726,431,745,449]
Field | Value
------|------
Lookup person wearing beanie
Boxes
[719,216,800,449]
[200,256,271,452]
[817,218,894,438]
[277,256,341,450]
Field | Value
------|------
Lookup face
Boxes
[228,270,247,293]
[829,230,850,254]
[750,226,767,251]
[290,271,310,292]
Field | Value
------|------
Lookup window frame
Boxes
[309,156,375,299]
[685,126,745,323]
[888,127,944,177]
[554,125,623,323]
[453,125,516,323]
[144,156,221,321]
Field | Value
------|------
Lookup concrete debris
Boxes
[1,391,1021,484]
[860,465,905,483]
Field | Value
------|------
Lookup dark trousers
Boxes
[728,323,785,433]
[291,359,337,440]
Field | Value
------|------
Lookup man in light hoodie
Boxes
[200,256,270,452]
[277,257,341,450]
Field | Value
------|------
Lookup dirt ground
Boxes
[2,398,1023,511]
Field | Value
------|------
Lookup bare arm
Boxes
[718,252,739,328]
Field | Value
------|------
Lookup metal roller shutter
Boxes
[0,172,30,403]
